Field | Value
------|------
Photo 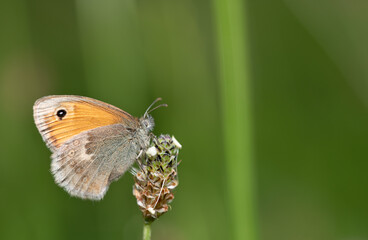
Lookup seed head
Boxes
[132,134,181,222]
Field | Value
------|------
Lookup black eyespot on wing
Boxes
[56,109,67,120]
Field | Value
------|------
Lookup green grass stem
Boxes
[213,0,258,239]
[143,222,151,240]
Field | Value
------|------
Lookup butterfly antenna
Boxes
[144,98,167,117]
[147,104,168,114]
[144,98,161,118]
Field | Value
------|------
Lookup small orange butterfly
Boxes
[33,95,166,200]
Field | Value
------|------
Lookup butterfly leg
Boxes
[136,149,143,160]
[136,149,146,173]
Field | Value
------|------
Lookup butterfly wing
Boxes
[33,95,138,151]
[51,124,141,200]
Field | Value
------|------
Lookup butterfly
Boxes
[33,95,166,200]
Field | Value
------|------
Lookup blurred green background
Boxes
[1,0,368,239]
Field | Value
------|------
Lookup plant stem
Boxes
[213,0,258,239]
[143,221,151,240]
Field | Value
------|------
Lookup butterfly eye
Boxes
[56,109,67,120]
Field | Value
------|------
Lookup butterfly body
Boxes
[33,95,156,200]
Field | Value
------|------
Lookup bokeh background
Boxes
[1,0,368,239]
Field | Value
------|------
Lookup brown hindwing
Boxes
[51,124,140,200]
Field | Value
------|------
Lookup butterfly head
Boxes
[140,114,155,132]
[140,98,167,132]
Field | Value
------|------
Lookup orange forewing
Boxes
[34,95,138,150]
